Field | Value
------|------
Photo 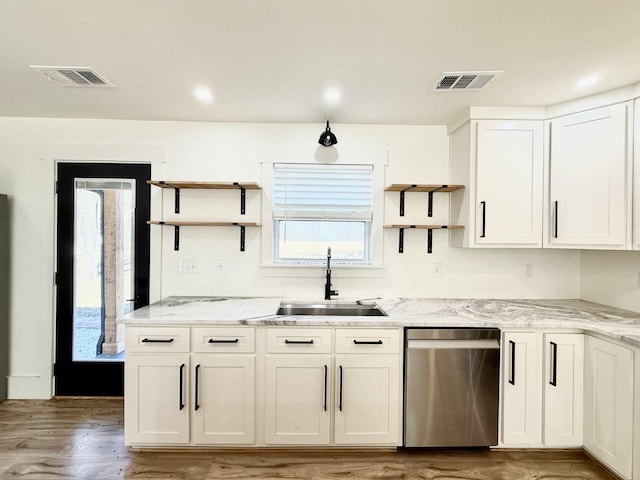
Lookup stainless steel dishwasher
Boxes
[404,328,500,447]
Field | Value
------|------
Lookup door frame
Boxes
[54,162,151,396]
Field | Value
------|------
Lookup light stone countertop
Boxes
[119,296,640,349]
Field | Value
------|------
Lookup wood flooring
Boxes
[0,398,618,480]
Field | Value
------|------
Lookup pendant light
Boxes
[318,120,338,147]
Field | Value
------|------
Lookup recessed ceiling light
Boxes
[324,88,342,105]
[575,75,599,89]
[193,86,214,104]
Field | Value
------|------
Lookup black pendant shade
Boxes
[318,121,338,147]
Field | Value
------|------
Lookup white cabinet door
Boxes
[264,355,331,445]
[191,354,255,444]
[543,333,583,446]
[334,355,400,445]
[124,354,190,445]
[584,336,634,480]
[501,332,541,446]
[548,103,631,248]
[634,98,640,250]
[475,120,543,246]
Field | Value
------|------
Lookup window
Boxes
[273,163,373,266]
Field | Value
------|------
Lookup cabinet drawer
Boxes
[335,328,400,354]
[266,328,332,353]
[126,326,190,353]
[191,327,255,353]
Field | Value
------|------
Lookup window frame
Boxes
[259,146,387,271]
[272,162,374,267]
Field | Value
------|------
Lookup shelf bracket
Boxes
[399,185,416,217]
[159,181,181,214]
[234,223,246,251]
[427,185,447,217]
[234,182,247,215]
[398,225,416,253]
[427,228,433,254]
[174,225,180,251]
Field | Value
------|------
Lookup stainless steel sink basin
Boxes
[277,302,387,316]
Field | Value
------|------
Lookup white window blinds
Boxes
[273,163,373,221]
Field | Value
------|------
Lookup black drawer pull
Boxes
[323,365,328,412]
[142,338,174,343]
[208,338,240,344]
[550,341,558,387]
[353,339,383,345]
[338,365,343,412]
[285,339,314,344]
[194,364,201,411]
[480,201,486,238]
[179,363,185,411]
[554,201,559,238]
[509,340,516,386]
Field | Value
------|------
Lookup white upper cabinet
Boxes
[450,119,543,247]
[547,103,632,249]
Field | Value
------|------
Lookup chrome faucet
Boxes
[324,247,339,300]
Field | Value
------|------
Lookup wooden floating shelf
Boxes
[385,184,464,217]
[148,181,261,215]
[148,181,261,190]
[384,184,464,193]
[147,221,261,252]
[384,224,464,254]
[384,224,463,230]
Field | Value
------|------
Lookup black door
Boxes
[55,163,150,396]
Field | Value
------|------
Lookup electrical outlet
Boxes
[433,262,443,278]
[524,264,533,279]
[178,259,198,274]
[216,260,225,274]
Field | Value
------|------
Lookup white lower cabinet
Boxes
[334,354,400,445]
[191,354,255,444]
[501,332,541,445]
[542,333,584,446]
[264,327,401,446]
[125,324,402,448]
[264,355,331,445]
[501,331,584,448]
[584,335,634,480]
[125,354,190,445]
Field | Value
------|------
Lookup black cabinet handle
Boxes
[509,340,516,385]
[323,365,328,412]
[194,364,201,411]
[550,342,558,387]
[338,365,343,412]
[480,201,486,238]
[285,339,314,344]
[554,201,559,238]
[142,338,174,343]
[208,338,239,344]
[179,363,185,411]
[353,339,383,345]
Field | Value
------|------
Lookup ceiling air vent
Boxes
[432,71,502,91]
[29,66,115,87]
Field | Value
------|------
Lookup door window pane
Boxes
[73,179,135,361]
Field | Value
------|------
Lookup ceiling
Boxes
[1,0,640,126]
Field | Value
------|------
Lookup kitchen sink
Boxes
[276,301,387,317]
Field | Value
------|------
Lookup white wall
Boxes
[580,251,640,313]
[0,117,581,398]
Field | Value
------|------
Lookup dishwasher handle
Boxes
[407,339,500,349]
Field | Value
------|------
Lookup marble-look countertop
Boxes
[119,296,640,348]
